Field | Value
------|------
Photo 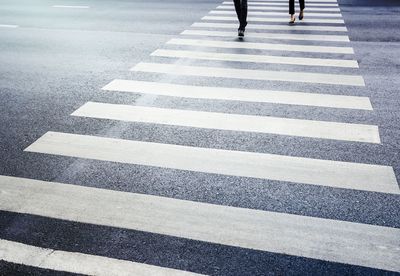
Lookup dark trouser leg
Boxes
[239,0,247,30]
[289,0,295,14]
[299,0,305,11]
[233,0,241,27]
[233,0,247,30]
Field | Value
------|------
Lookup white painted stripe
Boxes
[210,10,342,18]
[0,24,18,28]
[169,38,353,54]
[102,79,372,110]
[25,132,398,193]
[151,49,358,68]
[131,62,365,86]
[252,0,338,2]
[224,2,339,7]
[52,5,90,8]
[182,30,350,42]
[2,176,400,272]
[202,16,345,24]
[72,102,378,143]
[192,22,348,33]
[0,239,201,276]
[217,5,341,12]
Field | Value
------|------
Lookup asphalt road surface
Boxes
[1,0,400,275]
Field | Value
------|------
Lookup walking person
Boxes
[233,0,247,37]
[289,0,305,24]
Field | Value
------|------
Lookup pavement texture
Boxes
[0,0,399,275]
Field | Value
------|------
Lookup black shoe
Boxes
[238,29,244,37]
[299,11,304,20]
[289,15,296,24]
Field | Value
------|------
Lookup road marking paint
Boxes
[1,175,400,272]
[223,2,339,7]
[217,5,341,12]
[131,62,365,86]
[192,22,348,32]
[151,49,358,68]
[102,79,372,110]
[0,239,201,276]
[0,24,19,28]
[202,16,345,24]
[52,5,90,8]
[25,132,397,193]
[182,29,349,42]
[210,10,342,18]
[251,0,338,2]
[72,102,378,142]
[169,37,353,54]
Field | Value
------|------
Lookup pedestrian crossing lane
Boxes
[191,22,348,32]
[72,102,377,142]
[132,63,365,86]
[202,15,344,24]
[102,79,371,109]
[4,0,400,274]
[1,175,399,272]
[25,132,397,194]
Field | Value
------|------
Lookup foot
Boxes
[238,29,245,37]
[289,15,296,24]
[299,10,304,20]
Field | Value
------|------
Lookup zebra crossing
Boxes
[1,0,400,274]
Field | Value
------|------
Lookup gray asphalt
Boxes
[0,0,399,275]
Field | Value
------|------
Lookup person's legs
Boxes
[299,0,305,11]
[299,0,305,20]
[239,0,247,31]
[233,0,242,28]
[289,0,295,15]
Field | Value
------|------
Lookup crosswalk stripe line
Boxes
[191,22,348,32]
[202,16,345,24]
[210,10,343,18]
[252,0,338,2]
[72,102,378,143]
[131,62,365,86]
[25,132,398,193]
[0,239,202,276]
[102,79,372,110]
[223,2,339,7]
[182,30,350,42]
[0,24,19,28]
[217,5,341,12]
[169,38,353,54]
[151,49,358,68]
[1,175,400,272]
[52,5,90,9]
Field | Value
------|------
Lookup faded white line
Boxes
[0,239,201,276]
[202,16,345,24]
[72,102,378,142]
[192,22,348,32]
[25,132,398,193]
[52,5,90,9]
[102,79,372,110]
[182,29,349,42]
[151,49,358,68]
[1,175,400,272]
[210,10,342,18]
[0,24,19,28]
[131,62,365,86]
[169,37,353,54]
